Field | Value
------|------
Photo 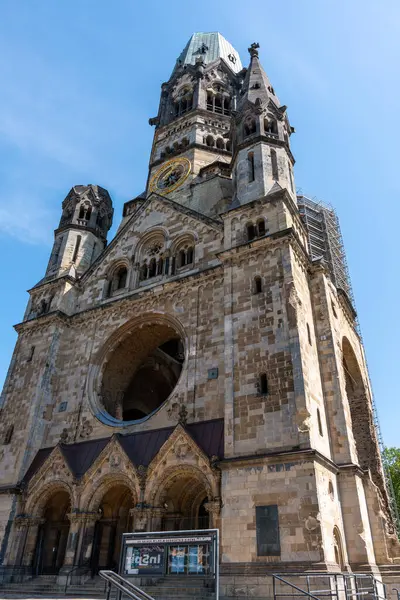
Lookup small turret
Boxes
[231,43,296,205]
[45,185,113,279]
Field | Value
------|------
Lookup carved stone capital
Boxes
[204,499,222,517]
[14,515,45,530]
[67,511,100,525]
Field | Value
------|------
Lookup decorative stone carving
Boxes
[178,404,188,427]
[79,417,93,439]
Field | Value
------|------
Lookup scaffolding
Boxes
[297,194,353,304]
[297,192,400,536]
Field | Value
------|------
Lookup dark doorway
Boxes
[33,490,70,576]
[90,485,133,576]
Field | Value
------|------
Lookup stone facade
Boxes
[0,32,399,597]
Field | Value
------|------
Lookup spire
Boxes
[172,32,243,77]
[238,42,280,109]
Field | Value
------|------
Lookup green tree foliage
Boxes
[383,447,400,516]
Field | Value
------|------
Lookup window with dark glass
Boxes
[256,505,280,556]
[248,152,255,182]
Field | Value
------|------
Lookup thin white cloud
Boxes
[0,194,55,245]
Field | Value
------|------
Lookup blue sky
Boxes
[0,0,399,446]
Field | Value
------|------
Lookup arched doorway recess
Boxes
[158,472,210,531]
[33,490,71,575]
[90,484,134,574]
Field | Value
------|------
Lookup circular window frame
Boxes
[86,313,188,428]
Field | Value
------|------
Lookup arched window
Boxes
[257,219,266,237]
[317,408,323,436]
[265,118,278,135]
[78,204,85,219]
[259,373,268,395]
[271,149,279,181]
[178,249,186,268]
[214,93,223,114]
[140,263,148,281]
[181,137,189,147]
[216,138,225,150]
[27,345,35,363]
[72,235,81,263]
[223,96,231,115]
[174,91,193,117]
[226,140,232,152]
[244,119,256,137]
[206,135,215,147]
[333,527,345,569]
[186,247,194,265]
[248,152,255,182]
[116,267,127,290]
[157,257,164,275]
[206,91,213,111]
[148,258,157,278]
[254,276,262,294]
[288,161,295,192]
[4,425,14,445]
[247,223,256,241]
[307,323,312,345]
[328,481,335,499]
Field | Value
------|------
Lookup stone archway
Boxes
[32,489,71,576]
[88,483,135,574]
[342,337,383,490]
[149,466,215,532]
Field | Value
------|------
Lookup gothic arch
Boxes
[342,336,383,490]
[106,258,131,280]
[333,526,345,569]
[145,464,216,507]
[25,480,74,518]
[134,227,169,260]
[84,473,138,513]
[170,232,198,256]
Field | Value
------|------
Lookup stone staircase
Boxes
[0,574,108,598]
[0,573,216,599]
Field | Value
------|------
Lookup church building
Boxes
[0,32,399,597]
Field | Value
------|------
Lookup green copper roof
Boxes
[173,32,243,75]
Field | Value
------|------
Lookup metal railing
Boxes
[64,563,91,594]
[272,573,387,600]
[99,570,156,600]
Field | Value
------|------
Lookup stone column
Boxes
[204,499,222,530]
[62,513,87,568]
[20,517,45,568]
[77,513,101,566]
[9,516,35,566]
[149,508,166,532]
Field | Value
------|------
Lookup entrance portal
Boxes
[90,484,134,575]
[33,490,70,575]
[159,473,210,531]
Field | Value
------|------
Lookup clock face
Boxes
[149,157,191,194]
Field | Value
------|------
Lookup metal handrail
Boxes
[64,563,90,594]
[272,573,387,600]
[99,570,156,600]
[273,574,322,600]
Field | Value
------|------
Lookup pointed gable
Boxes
[22,419,224,484]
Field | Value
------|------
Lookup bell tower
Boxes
[231,42,296,205]
[147,32,242,207]
[45,184,113,279]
